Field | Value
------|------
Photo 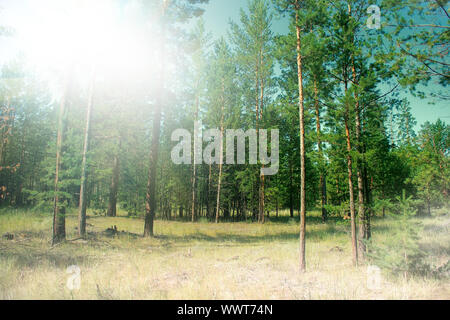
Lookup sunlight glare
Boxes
[16,0,155,82]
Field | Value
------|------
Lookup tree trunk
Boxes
[290,160,294,218]
[207,156,212,219]
[259,52,265,224]
[191,90,199,222]
[296,10,307,273]
[351,49,368,259]
[52,74,70,245]
[144,4,167,237]
[78,71,95,237]
[363,163,372,237]
[191,158,196,221]
[344,71,358,266]
[215,81,225,224]
[215,158,223,223]
[107,147,120,217]
[314,77,327,223]
[276,196,279,218]
[345,110,358,267]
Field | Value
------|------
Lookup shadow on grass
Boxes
[156,224,348,244]
[419,241,450,256]
[266,215,344,225]
[0,244,95,269]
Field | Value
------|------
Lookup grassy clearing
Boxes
[0,209,449,300]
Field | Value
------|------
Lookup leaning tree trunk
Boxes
[144,3,167,237]
[296,10,307,273]
[52,75,70,245]
[78,71,95,237]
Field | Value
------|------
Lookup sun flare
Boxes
[14,0,157,84]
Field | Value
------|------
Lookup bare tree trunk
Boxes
[296,9,307,272]
[260,173,265,223]
[0,99,7,167]
[192,92,199,222]
[52,74,70,245]
[347,1,369,255]
[276,196,279,218]
[215,82,225,224]
[215,144,223,223]
[207,155,212,219]
[243,192,247,221]
[314,77,327,223]
[345,110,358,267]
[259,52,265,224]
[344,70,358,266]
[191,160,196,221]
[254,57,262,223]
[342,6,359,263]
[107,144,120,217]
[144,2,167,237]
[78,71,95,237]
[352,59,368,259]
[289,159,294,218]
[364,165,372,236]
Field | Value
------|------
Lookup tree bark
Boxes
[296,8,307,273]
[215,81,225,224]
[345,109,358,267]
[259,51,265,224]
[52,74,70,245]
[207,155,212,219]
[78,71,95,237]
[351,40,368,259]
[314,77,327,223]
[107,145,120,217]
[144,3,167,237]
[191,89,200,222]
[289,159,294,218]
[344,70,358,266]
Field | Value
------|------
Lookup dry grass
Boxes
[0,209,448,300]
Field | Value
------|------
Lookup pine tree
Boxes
[274,0,318,272]
[53,72,71,244]
[78,69,95,237]
[144,0,208,237]
[230,0,274,223]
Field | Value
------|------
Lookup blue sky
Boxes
[200,0,449,132]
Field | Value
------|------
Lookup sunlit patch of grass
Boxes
[0,209,448,299]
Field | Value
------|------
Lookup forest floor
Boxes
[0,209,449,300]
